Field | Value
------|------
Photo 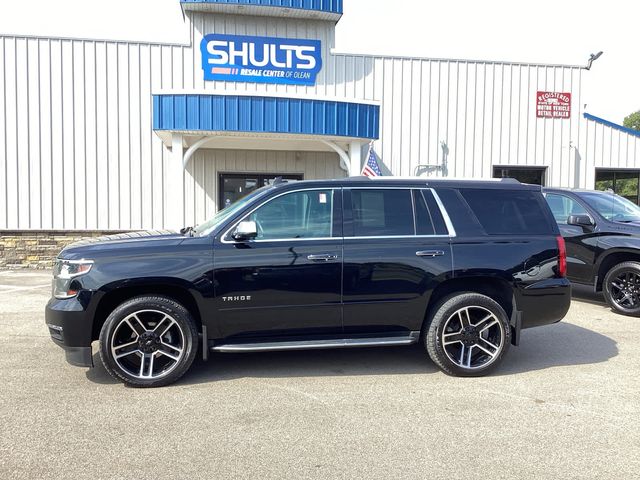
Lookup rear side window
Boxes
[458,188,554,235]
[350,189,414,236]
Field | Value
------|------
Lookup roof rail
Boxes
[352,176,523,183]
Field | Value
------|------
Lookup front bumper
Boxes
[45,290,101,368]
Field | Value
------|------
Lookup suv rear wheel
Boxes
[603,261,640,316]
[99,296,199,387]
[425,293,511,376]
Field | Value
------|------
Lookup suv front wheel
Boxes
[603,261,640,316]
[99,296,199,387]
[425,293,511,376]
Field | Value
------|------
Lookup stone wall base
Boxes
[0,231,127,269]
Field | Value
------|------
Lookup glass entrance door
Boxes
[219,173,303,210]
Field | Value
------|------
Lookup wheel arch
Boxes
[595,250,640,291]
[423,276,515,338]
[91,280,203,341]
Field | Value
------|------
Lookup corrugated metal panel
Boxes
[580,113,640,188]
[152,94,379,139]
[336,55,587,182]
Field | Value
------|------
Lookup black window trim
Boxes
[221,186,457,243]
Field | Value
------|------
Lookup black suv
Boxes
[544,187,640,316]
[46,178,570,387]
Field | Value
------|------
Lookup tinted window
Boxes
[247,189,333,240]
[459,189,554,235]
[545,194,589,224]
[433,188,485,236]
[350,189,414,237]
[580,192,640,222]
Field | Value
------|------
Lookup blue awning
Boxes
[153,94,379,140]
[181,0,342,21]
[584,113,640,138]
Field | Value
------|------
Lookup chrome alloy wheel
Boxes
[441,306,505,370]
[110,310,185,380]
[609,271,640,310]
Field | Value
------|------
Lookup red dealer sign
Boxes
[536,91,571,119]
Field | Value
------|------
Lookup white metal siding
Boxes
[332,54,587,182]
[0,36,181,230]
[582,117,640,188]
[1,12,638,231]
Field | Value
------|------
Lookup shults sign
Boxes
[201,34,322,86]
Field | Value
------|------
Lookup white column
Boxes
[165,133,185,230]
[349,141,364,177]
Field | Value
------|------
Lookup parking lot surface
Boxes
[0,270,638,480]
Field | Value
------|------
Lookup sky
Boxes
[0,0,638,124]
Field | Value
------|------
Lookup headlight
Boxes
[52,259,94,299]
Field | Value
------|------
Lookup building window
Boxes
[219,173,303,210]
[595,170,640,204]
[492,166,547,186]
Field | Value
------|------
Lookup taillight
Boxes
[556,235,567,278]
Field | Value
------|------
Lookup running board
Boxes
[211,331,421,353]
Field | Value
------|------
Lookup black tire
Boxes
[99,296,199,388]
[425,292,511,377]
[603,261,640,316]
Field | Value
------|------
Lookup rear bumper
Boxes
[45,291,100,368]
[518,277,572,329]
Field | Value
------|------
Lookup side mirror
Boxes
[233,221,258,241]
[567,214,594,228]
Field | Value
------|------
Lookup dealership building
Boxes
[1,0,639,267]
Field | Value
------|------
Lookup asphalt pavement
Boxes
[0,270,638,479]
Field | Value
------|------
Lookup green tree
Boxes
[623,110,640,131]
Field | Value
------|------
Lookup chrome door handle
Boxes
[307,254,339,262]
[416,250,445,258]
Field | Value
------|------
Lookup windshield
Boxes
[580,192,640,222]
[193,186,272,236]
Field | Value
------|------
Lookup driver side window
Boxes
[545,194,588,225]
[246,189,334,240]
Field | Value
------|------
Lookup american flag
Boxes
[361,146,382,177]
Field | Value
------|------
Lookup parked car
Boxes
[46,177,570,387]
[544,187,640,316]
